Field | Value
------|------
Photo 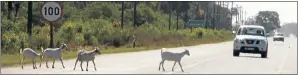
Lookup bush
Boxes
[1,2,233,54]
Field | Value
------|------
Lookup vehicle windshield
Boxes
[277,34,283,36]
[237,27,265,36]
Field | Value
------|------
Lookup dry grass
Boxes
[1,28,233,68]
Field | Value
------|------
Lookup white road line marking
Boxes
[164,54,224,74]
[277,48,290,74]
[98,68,138,71]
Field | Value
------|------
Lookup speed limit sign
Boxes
[40,2,63,48]
[41,2,63,22]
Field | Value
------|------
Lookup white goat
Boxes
[39,44,68,68]
[20,48,41,69]
[73,47,101,71]
[158,48,190,72]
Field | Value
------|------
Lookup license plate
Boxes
[245,48,254,50]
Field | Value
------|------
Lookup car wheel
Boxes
[261,52,267,58]
[261,44,268,58]
[233,50,240,56]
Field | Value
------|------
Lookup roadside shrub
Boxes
[1,2,233,54]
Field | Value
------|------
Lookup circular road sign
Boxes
[41,2,63,22]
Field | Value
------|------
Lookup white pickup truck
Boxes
[233,25,268,58]
[273,33,284,42]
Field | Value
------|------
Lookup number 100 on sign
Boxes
[41,2,63,22]
[44,7,59,15]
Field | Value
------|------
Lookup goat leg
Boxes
[73,59,78,70]
[21,57,24,69]
[46,59,49,68]
[52,60,55,68]
[86,61,89,71]
[172,61,177,71]
[60,58,65,68]
[80,61,84,71]
[33,59,37,69]
[178,62,184,72]
[39,58,43,67]
[32,59,35,69]
[92,60,97,71]
[35,61,38,69]
[158,61,162,71]
[162,61,165,71]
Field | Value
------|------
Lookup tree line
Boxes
[1,1,234,54]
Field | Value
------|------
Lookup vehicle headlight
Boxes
[234,39,239,43]
[260,40,266,44]
[234,39,244,44]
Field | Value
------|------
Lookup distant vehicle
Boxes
[233,25,268,58]
[273,33,284,42]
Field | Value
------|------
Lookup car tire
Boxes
[261,52,267,58]
[261,44,268,58]
[233,50,240,56]
[261,45,268,58]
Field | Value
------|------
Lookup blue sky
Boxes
[232,2,297,25]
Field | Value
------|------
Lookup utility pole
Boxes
[217,2,220,29]
[240,6,243,25]
[213,2,216,29]
[216,1,220,29]
[244,11,247,23]
[231,1,233,26]
[204,2,209,29]
[121,1,124,29]
[238,6,239,25]
[168,2,172,30]
[238,6,241,25]
[133,1,137,28]
[27,1,33,48]
[219,1,222,29]
[0,1,1,52]
[226,1,231,30]
[241,7,244,25]
[239,6,242,25]
[235,4,238,26]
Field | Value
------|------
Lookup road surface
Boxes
[1,37,297,74]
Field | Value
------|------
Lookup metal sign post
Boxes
[49,22,54,48]
[41,2,63,48]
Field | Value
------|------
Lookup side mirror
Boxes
[232,31,236,34]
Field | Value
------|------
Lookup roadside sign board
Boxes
[41,2,63,22]
[40,2,63,48]
[185,20,205,27]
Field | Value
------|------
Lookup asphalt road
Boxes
[1,37,297,74]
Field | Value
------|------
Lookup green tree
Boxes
[256,11,281,33]
[159,2,174,30]
[173,2,190,30]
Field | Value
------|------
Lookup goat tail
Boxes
[41,47,44,53]
[20,48,23,54]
